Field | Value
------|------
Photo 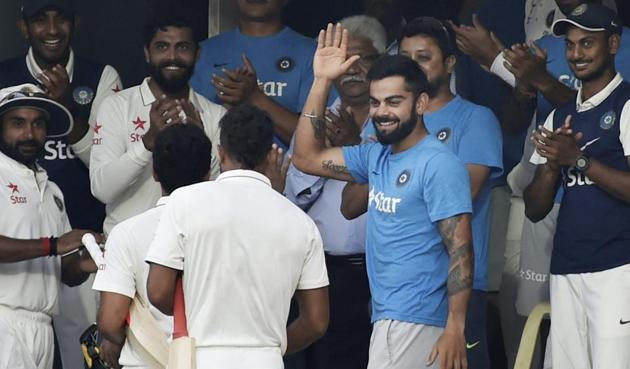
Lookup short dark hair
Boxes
[152,123,212,194]
[367,55,431,97]
[219,104,274,170]
[399,16,456,58]
[144,6,200,48]
[22,6,75,24]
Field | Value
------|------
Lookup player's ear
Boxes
[18,19,29,40]
[415,92,429,116]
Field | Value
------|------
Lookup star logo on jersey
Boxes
[436,127,451,142]
[94,122,102,134]
[571,3,587,16]
[600,111,616,130]
[276,57,294,72]
[132,116,146,131]
[396,170,411,187]
[7,183,18,194]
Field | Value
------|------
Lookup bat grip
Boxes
[173,276,188,339]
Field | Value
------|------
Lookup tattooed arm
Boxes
[426,213,473,369]
[292,24,358,182]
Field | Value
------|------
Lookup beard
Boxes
[372,112,417,145]
[0,138,42,166]
[147,60,194,94]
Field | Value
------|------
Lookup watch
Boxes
[575,154,591,172]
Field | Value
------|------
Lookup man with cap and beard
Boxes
[0,84,102,369]
[0,2,122,365]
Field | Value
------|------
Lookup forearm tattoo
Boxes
[308,111,326,142]
[322,160,349,174]
[438,215,473,296]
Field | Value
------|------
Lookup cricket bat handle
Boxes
[81,233,106,269]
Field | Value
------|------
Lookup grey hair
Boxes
[338,15,387,54]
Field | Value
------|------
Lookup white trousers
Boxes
[0,305,53,369]
[550,264,630,369]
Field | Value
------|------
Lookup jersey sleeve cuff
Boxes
[128,140,152,166]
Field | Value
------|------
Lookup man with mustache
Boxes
[293,24,474,369]
[284,15,385,369]
[0,84,102,369]
[526,5,630,368]
[0,0,123,366]
[90,10,224,235]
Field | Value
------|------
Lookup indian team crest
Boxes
[396,170,411,187]
[600,111,616,130]
[571,4,587,16]
[73,86,94,105]
[276,56,294,72]
[53,195,64,212]
[436,127,451,142]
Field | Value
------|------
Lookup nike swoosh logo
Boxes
[620,319,630,325]
[213,63,228,68]
[466,341,480,349]
[580,137,601,151]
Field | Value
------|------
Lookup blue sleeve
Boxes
[297,47,315,112]
[342,143,375,184]
[190,41,215,101]
[423,152,473,222]
[284,163,325,211]
[458,107,504,180]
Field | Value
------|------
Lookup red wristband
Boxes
[41,237,51,257]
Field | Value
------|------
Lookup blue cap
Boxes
[552,3,622,36]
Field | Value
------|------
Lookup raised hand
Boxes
[531,115,583,169]
[314,23,361,81]
[504,42,548,89]
[39,64,71,108]
[448,14,503,71]
[264,144,291,193]
[324,107,361,147]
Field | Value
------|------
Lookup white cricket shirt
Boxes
[89,77,225,234]
[0,151,70,315]
[145,170,328,368]
[92,197,172,368]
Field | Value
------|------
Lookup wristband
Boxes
[50,237,58,256]
[41,237,51,256]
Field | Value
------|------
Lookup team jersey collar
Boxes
[0,150,44,173]
[26,47,75,83]
[156,196,169,207]
[576,73,623,112]
[216,169,271,187]
[139,77,197,107]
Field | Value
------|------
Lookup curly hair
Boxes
[219,104,274,170]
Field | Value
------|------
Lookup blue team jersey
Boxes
[342,136,472,327]
[536,27,630,124]
[536,28,630,204]
[191,27,317,149]
[550,79,630,274]
[424,96,503,290]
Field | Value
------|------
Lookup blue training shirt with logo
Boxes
[342,135,472,327]
[424,96,503,291]
[191,27,317,150]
